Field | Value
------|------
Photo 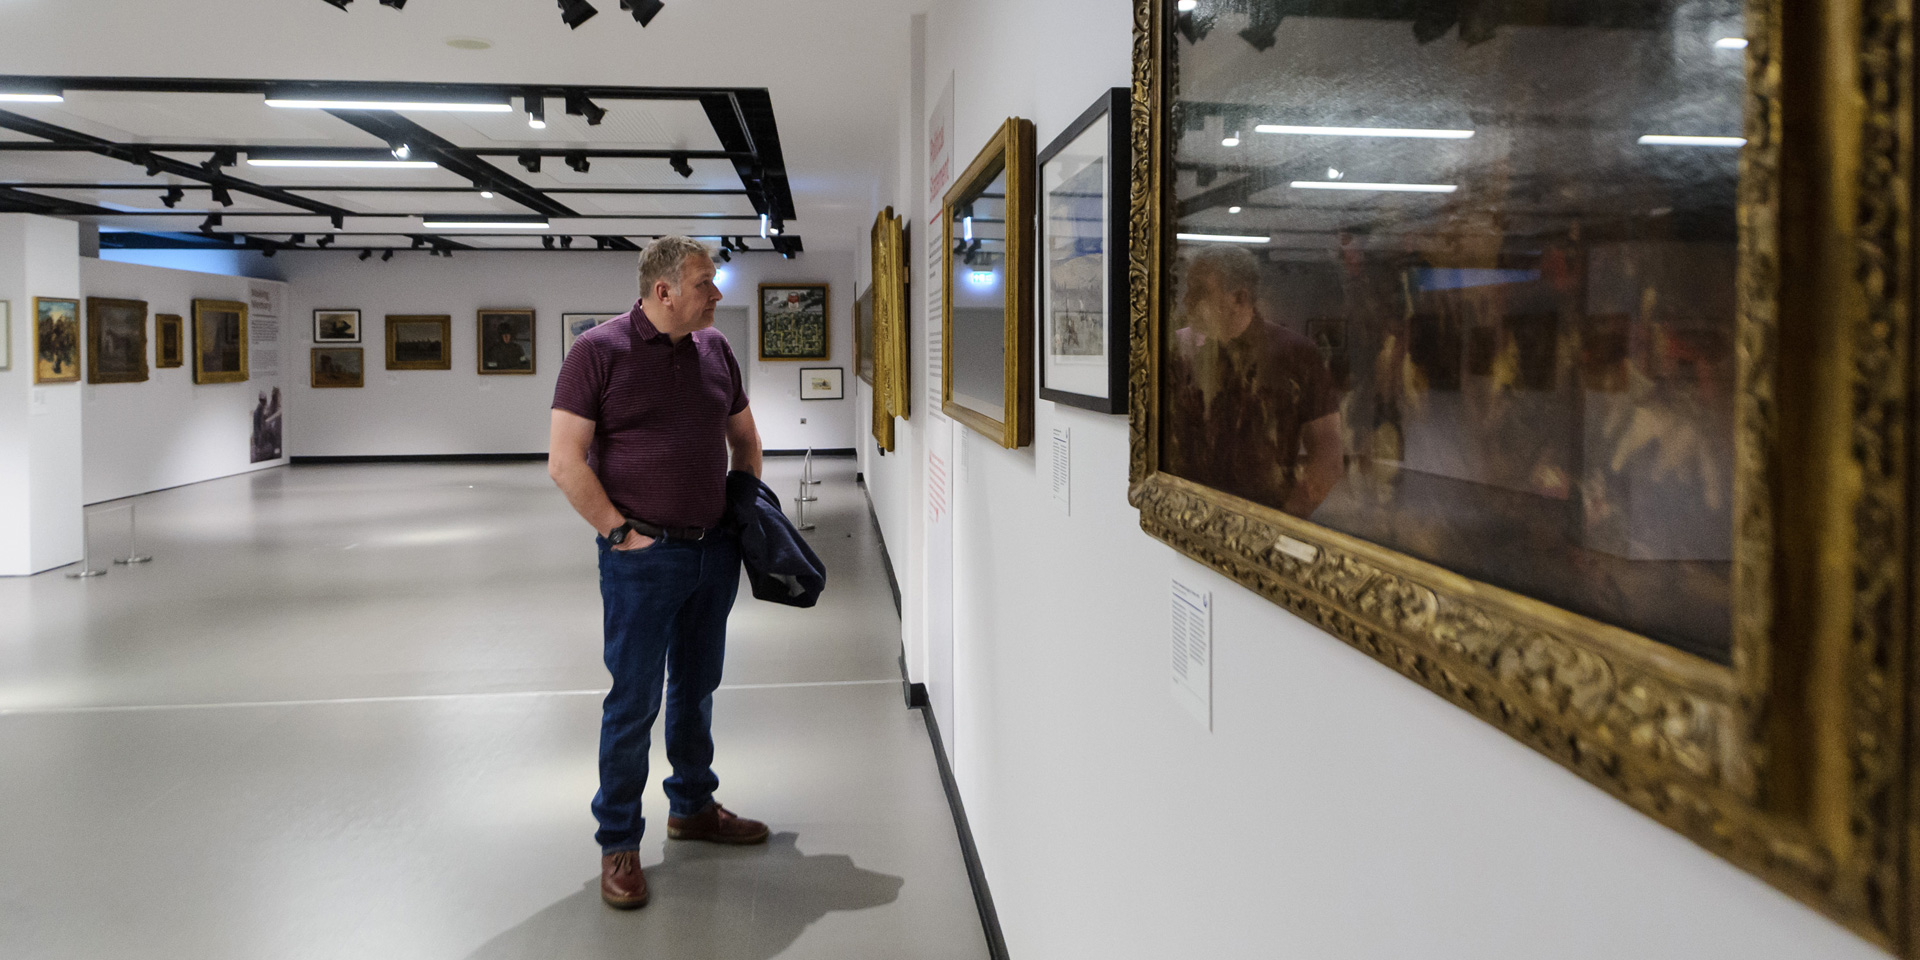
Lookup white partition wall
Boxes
[0,214,83,575]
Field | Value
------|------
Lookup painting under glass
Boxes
[759,285,829,360]
[950,167,1010,422]
[386,315,450,370]
[1165,0,1742,663]
[478,309,535,374]
[1042,114,1110,401]
[35,297,79,383]
[562,313,618,357]
[156,314,183,368]
[87,297,148,384]
[192,299,248,384]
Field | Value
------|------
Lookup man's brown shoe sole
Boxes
[666,824,770,844]
[602,889,650,910]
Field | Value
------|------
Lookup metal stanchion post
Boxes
[793,447,819,532]
[802,446,821,486]
[114,501,153,565]
[66,509,108,579]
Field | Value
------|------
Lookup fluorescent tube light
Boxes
[1715,37,1748,49]
[1256,124,1473,139]
[1177,233,1269,244]
[265,98,512,112]
[1290,181,1457,193]
[420,219,549,229]
[1177,0,1197,10]
[248,158,440,169]
[0,93,64,103]
[1637,134,1746,147]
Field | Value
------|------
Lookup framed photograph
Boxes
[870,208,910,452]
[310,347,364,388]
[854,286,874,386]
[0,300,10,371]
[155,314,183,368]
[385,315,451,370]
[313,309,361,344]
[758,283,829,361]
[33,297,80,384]
[1038,87,1130,414]
[86,297,149,385]
[562,312,619,358]
[477,308,535,375]
[941,117,1036,448]
[1133,0,1918,948]
[191,299,248,384]
[799,367,843,400]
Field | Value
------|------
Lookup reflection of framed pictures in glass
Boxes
[313,309,361,343]
[86,297,149,384]
[477,308,535,375]
[562,312,619,358]
[191,298,248,384]
[34,297,80,384]
[799,366,843,400]
[155,314,183,368]
[1133,0,1919,944]
[1039,87,1130,414]
[311,347,364,388]
[759,284,829,361]
[385,315,451,370]
[942,117,1036,448]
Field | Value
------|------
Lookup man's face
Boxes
[1181,262,1248,339]
[665,254,723,331]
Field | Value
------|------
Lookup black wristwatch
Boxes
[607,520,636,545]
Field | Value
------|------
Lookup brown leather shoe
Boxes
[667,802,769,845]
[600,849,649,909]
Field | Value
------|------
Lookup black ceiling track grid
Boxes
[0,75,803,255]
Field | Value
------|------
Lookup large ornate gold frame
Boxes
[191,298,249,385]
[942,117,1037,449]
[1127,0,1916,950]
[871,207,910,452]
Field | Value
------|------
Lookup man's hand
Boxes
[610,533,656,552]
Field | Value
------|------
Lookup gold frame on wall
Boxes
[385,315,452,371]
[85,296,148,385]
[155,314,183,369]
[1128,0,1915,952]
[476,308,536,375]
[190,298,249,385]
[941,118,1036,449]
[757,283,831,361]
[871,206,911,452]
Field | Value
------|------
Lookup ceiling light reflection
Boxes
[1178,232,1269,244]
[1256,124,1473,139]
[1637,134,1746,147]
[1290,181,1457,193]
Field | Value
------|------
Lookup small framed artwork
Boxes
[941,117,1037,448]
[800,367,844,400]
[86,296,149,385]
[477,309,535,374]
[0,300,10,371]
[313,309,361,344]
[1038,87,1130,414]
[311,347,364,388]
[34,297,81,384]
[386,315,451,370]
[759,283,829,361]
[155,314,183,368]
[562,312,620,357]
[191,299,249,384]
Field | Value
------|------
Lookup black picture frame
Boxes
[799,366,844,400]
[1037,87,1130,414]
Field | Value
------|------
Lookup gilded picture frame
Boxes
[86,296,148,385]
[310,347,364,388]
[941,118,1036,449]
[190,298,248,385]
[758,284,830,361]
[1130,0,1914,953]
[33,297,80,384]
[871,207,911,452]
[476,308,535,375]
[385,315,451,371]
[155,314,183,369]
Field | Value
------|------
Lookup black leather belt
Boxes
[633,519,714,541]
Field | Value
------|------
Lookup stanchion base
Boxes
[795,524,817,531]
[803,479,822,485]
[114,555,153,565]
[795,496,819,504]
[66,568,108,579]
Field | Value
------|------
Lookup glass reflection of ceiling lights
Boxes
[1290,181,1457,193]
[1255,123,1473,140]
[1177,232,1268,243]
[1638,135,1747,147]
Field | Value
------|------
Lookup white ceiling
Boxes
[0,0,926,253]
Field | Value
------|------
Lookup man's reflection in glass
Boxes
[1168,245,1344,517]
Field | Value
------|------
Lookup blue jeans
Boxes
[592,532,740,853]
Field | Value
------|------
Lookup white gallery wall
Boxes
[853,2,1897,959]
[277,249,856,457]
[0,215,83,575]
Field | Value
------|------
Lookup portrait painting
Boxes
[191,299,248,384]
[311,347,364,388]
[86,297,149,384]
[477,309,535,374]
[562,313,619,357]
[313,309,361,344]
[758,284,829,361]
[155,314,183,368]
[386,315,451,371]
[34,297,81,384]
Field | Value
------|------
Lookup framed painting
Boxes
[191,299,248,384]
[855,285,875,386]
[386,315,451,371]
[311,347,364,388]
[155,314,183,368]
[800,366,843,400]
[0,300,9,372]
[758,284,829,361]
[477,308,535,375]
[941,117,1036,448]
[313,309,361,344]
[1039,87,1131,414]
[33,297,80,384]
[1133,0,1917,952]
[562,312,619,358]
[870,208,911,452]
[86,297,148,385]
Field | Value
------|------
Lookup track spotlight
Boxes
[381,249,393,261]
[619,0,664,25]
[781,250,794,260]
[669,153,692,178]
[379,0,407,7]
[143,156,163,177]
[717,248,730,264]
[542,236,555,249]
[331,214,345,229]
[719,237,732,252]
[262,244,280,258]
[518,152,542,173]
[317,235,334,248]
[525,96,546,130]
[564,93,606,126]
[411,236,427,249]
[200,214,222,232]
[557,0,598,30]
[768,219,784,236]
[160,186,184,208]
[320,0,350,9]
[359,249,372,260]
[561,235,574,249]
[389,141,412,160]
[290,234,307,245]
[202,149,235,172]
[210,186,234,206]
[565,152,591,174]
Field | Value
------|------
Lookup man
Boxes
[548,236,768,911]
[484,322,527,371]
[1167,244,1345,517]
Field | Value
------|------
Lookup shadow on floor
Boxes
[465,832,906,960]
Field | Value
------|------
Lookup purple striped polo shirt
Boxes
[552,303,748,529]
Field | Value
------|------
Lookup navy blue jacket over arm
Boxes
[724,470,826,607]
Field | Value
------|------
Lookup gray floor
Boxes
[0,458,986,960]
